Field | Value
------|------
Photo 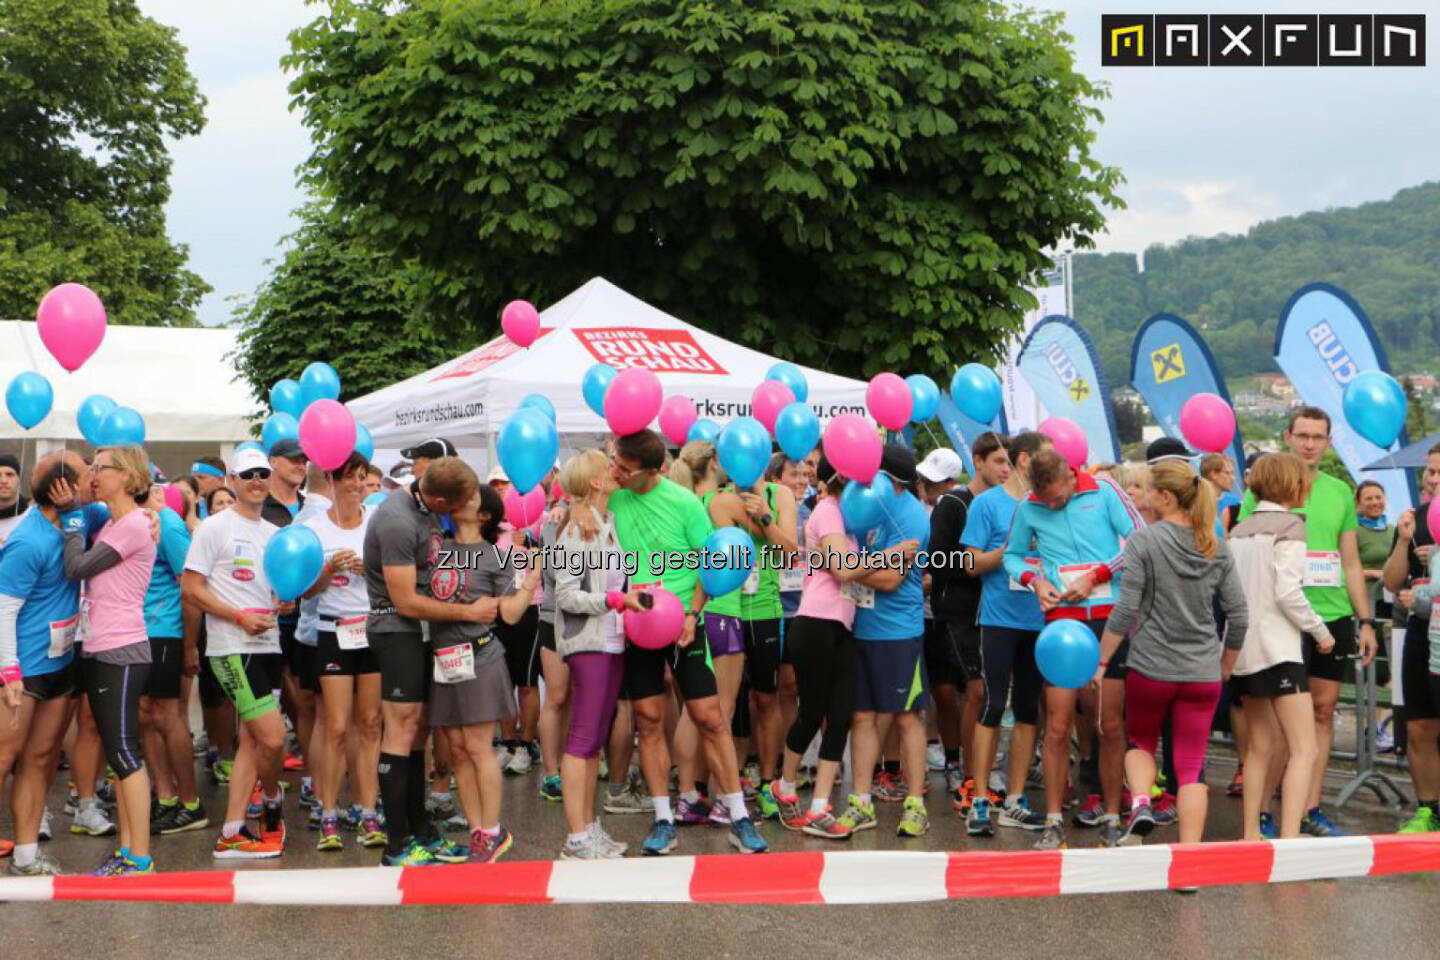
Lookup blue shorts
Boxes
[854,636,930,715]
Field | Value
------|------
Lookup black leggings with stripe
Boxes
[83,657,150,780]
[783,616,856,763]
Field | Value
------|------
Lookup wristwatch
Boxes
[758,513,773,528]
[1359,617,1379,628]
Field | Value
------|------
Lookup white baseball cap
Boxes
[916,448,964,483]
[231,447,271,475]
[487,465,510,484]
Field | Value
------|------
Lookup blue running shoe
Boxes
[1258,812,1279,839]
[642,819,678,856]
[729,816,769,854]
[1301,807,1347,837]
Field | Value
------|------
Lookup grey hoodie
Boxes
[1103,521,1249,683]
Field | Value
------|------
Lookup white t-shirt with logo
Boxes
[303,506,373,627]
[184,509,281,657]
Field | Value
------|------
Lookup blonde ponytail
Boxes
[1150,460,1218,559]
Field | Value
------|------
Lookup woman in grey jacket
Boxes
[553,450,646,860]
[1096,460,1249,846]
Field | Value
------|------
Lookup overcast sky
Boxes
[143,0,1440,327]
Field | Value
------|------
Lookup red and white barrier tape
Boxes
[2,835,1437,905]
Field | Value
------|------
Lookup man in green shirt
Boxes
[1238,406,1378,837]
[608,430,768,856]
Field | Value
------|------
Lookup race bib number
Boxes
[742,567,761,596]
[842,581,875,609]
[1058,563,1111,602]
[48,614,79,659]
[1009,557,1042,592]
[779,567,804,593]
[1303,551,1343,589]
[336,615,368,651]
[433,643,476,684]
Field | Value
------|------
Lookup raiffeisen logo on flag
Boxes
[431,329,554,381]
[574,328,729,375]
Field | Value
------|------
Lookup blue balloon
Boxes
[766,362,809,403]
[774,403,820,461]
[77,394,117,445]
[6,372,54,430]
[300,362,342,409]
[906,374,940,423]
[264,524,325,603]
[363,491,389,507]
[498,408,559,494]
[1035,619,1101,689]
[840,477,892,536]
[716,416,770,490]
[700,527,755,599]
[687,418,720,445]
[270,378,304,418]
[519,393,557,422]
[1343,370,1408,449]
[582,364,616,419]
[98,406,145,447]
[950,363,1003,425]
[236,441,266,454]
[261,412,299,452]
[354,423,374,462]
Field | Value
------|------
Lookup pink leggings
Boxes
[1123,671,1221,787]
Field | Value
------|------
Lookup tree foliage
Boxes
[282,0,1121,380]
[0,0,209,324]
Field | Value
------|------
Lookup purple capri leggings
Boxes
[1124,670,1222,787]
[564,651,624,759]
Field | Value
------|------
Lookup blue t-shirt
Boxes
[853,491,930,642]
[960,487,1044,632]
[0,510,80,677]
[144,508,191,638]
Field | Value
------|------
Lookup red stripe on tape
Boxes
[690,852,824,904]
[1168,840,1273,889]
[945,850,1062,898]
[1368,833,1440,876]
[53,869,236,903]
[398,861,554,905]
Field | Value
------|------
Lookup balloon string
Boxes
[921,423,945,449]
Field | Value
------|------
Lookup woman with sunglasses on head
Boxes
[51,446,159,875]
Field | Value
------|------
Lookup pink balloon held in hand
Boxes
[624,587,685,650]
[504,485,547,530]
[1038,416,1088,469]
[36,283,107,372]
[1179,393,1236,454]
[298,399,358,472]
[823,413,883,483]
[751,380,795,437]
[501,300,541,348]
[604,367,663,435]
[658,395,699,446]
[866,372,914,431]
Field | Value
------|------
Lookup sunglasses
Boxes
[236,468,272,481]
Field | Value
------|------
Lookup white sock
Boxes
[809,797,828,816]
[652,796,673,823]
[723,792,747,821]
[1132,794,1151,811]
[1101,812,1119,825]
[778,779,796,796]
[567,831,588,845]
[222,819,245,839]
[302,776,313,791]
[680,789,700,804]
[322,808,339,819]
[1047,813,1063,826]
[14,843,38,867]
[856,793,872,807]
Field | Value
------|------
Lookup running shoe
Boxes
[538,775,563,802]
[770,784,806,830]
[469,826,515,863]
[795,766,814,791]
[298,782,319,810]
[92,850,128,876]
[756,782,781,821]
[213,827,283,860]
[967,797,995,837]
[801,807,853,840]
[676,795,713,826]
[1301,808,1347,838]
[426,793,460,824]
[897,796,930,838]
[708,800,732,826]
[70,801,118,837]
[57,749,70,771]
[602,784,653,815]
[740,775,758,801]
[1377,717,1396,754]
[560,832,607,860]
[1122,802,1157,843]
[998,796,1047,831]
[359,815,388,848]
[1099,819,1129,848]
[305,807,322,831]
[8,853,61,876]
[39,807,53,842]
[504,747,533,775]
[742,760,761,788]
[836,794,877,833]
[873,772,907,803]
[246,782,264,819]
[494,742,512,770]
[283,751,304,772]
[1258,812,1279,840]
[115,856,156,876]
[1033,822,1066,850]
[150,802,180,835]
[210,757,233,785]
[97,780,117,805]
[729,816,769,853]
[926,742,945,772]
[382,840,439,867]
[1073,794,1105,828]
[1227,768,1244,797]
[0,839,13,858]
[953,777,976,816]
[425,836,469,863]
[64,785,80,815]
[1398,807,1438,834]
[944,764,965,798]
[590,822,628,857]
[262,805,287,847]
[597,751,609,781]
[1152,793,1178,826]
[158,801,209,835]
[317,816,343,852]
[642,819,679,856]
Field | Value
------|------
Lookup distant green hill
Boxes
[1073,181,1440,390]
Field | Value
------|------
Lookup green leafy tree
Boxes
[283,0,1121,379]
[233,205,452,406]
[0,0,209,324]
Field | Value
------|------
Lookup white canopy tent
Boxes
[348,277,869,470]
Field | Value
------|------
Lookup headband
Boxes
[192,462,225,478]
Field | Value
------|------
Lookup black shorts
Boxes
[929,618,982,687]
[500,606,541,688]
[197,626,225,710]
[780,617,798,666]
[1099,621,1128,681]
[538,618,556,653]
[372,631,429,704]
[145,637,183,699]
[855,636,930,714]
[1402,624,1439,720]
[742,617,782,695]
[288,639,321,694]
[1231,661,1309,700]
[1303,618,1356,684]
[22,662,79,702]
[624,633,718,703]
[316,629,380,677]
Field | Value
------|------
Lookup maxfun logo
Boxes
[1043,342,1091,403]
[1306,321,1359,384]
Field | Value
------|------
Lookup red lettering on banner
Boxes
[573,328,728,375]
[431,329,553,381]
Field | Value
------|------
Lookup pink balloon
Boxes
[658,395,699,447]
[822,414,883,483]
[623,586,685,650]
[866,372,913,431]
[603,367,663,436]
[751,381,795,437]
[504,485,546,530]
[36,283,107,372]
[1038,416,1088,469]
[298,399,358,472]
[550,479,569,503]
[501,300,541,348]
[163,484,186,516]
[1179,393,1236,454]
